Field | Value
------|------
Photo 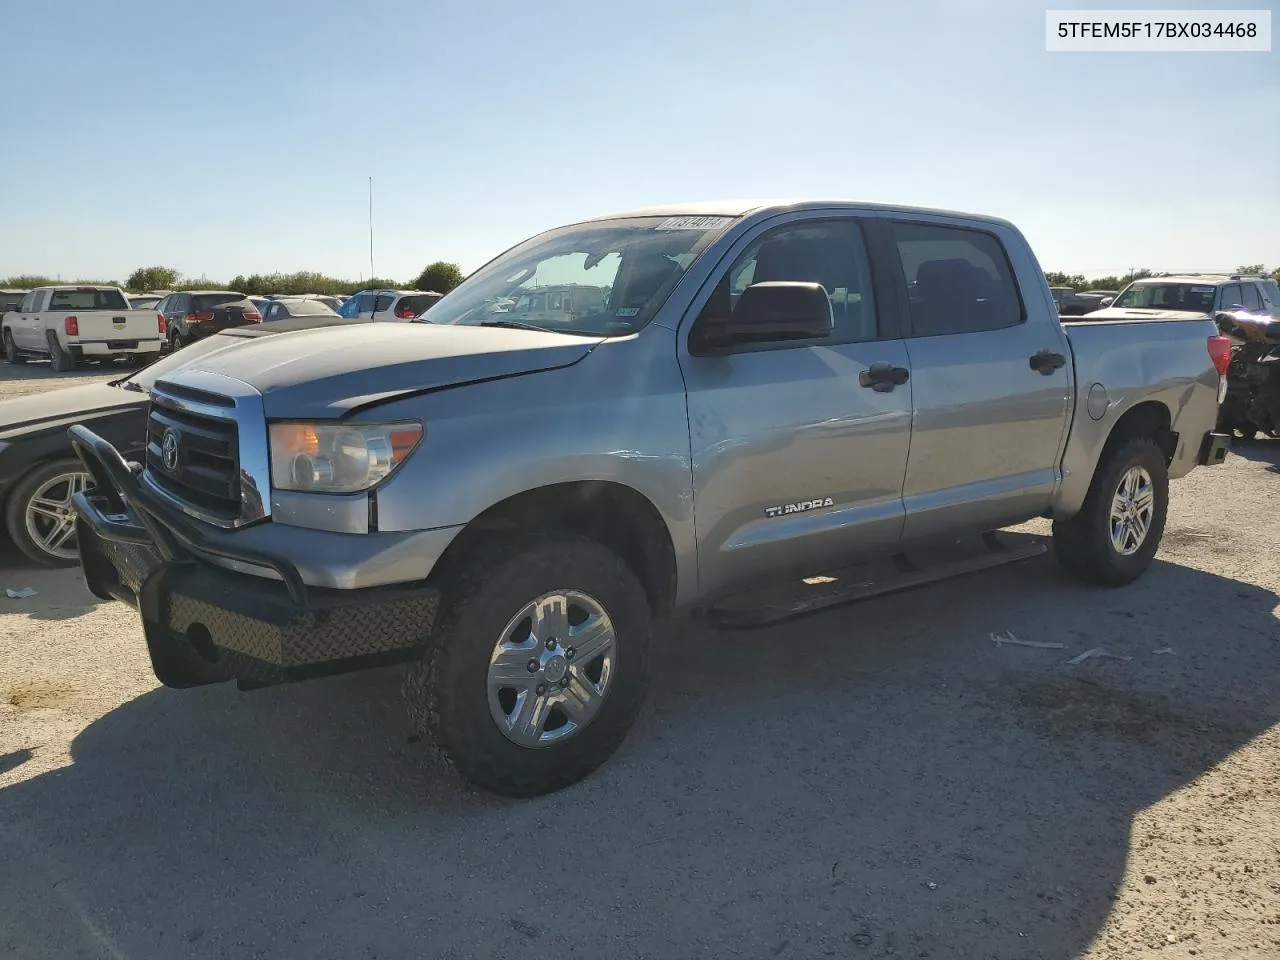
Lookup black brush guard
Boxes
[67,424,440,690]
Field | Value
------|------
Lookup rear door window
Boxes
[1218,285,1243,310]
[397,294,442,317]
[1239,284,1263,311]
[890,222,1023,337]
[372,294,395,313]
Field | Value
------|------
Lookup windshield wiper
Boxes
[479,319,553,332]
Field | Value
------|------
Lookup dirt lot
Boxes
[1,363,1277,959]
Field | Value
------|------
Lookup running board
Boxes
[702,532,1049,630]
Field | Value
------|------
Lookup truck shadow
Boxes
[0,546,1276,959]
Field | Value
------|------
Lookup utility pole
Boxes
[368,176,375,283]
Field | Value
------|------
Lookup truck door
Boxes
[885,219,1072,542]
[678,214,913,598]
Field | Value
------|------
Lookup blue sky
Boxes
[1,0,1275,283]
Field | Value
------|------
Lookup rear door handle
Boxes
[1030,350,1066,375]
[858,361,910,392]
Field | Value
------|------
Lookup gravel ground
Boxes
[0,366,1277,959]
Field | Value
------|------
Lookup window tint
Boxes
[47,289,130,311]
[399,294,442,315]
[1219,285,1243,310]
[355,293,376,314]
[171,294,190,313]
[698,219,878,344]
[18,294,35,313]
[891,223,1022,337]
[373,294,395,312]
[192,293,243,311]
[1239,284,1263,311]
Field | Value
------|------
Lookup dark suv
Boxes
[156,291,260,350]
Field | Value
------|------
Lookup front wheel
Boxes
[4,329,26,364]
[404,534,652,797]
[1052,436,1169,586]
[4,460,91,568]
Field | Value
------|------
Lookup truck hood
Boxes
[1072,307,1211,322]
[157,322,605,418]
[0,382,144,441]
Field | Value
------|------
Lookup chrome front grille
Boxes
[140,376,272,529]
[146,401,241,521]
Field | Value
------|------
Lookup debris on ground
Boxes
[1066,647,1133,665]
[1152,647,1175,655]
[991,631,1067,650]
[5,587,37,599]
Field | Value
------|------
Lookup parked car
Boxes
[0,314,362,567]
[70,199,1229,798]
[1089,274,1278,321]
[2,285,163,370]
[261,296,341,321]
[0,289,28,314]
[128,294,165,311]
[336,288,444,321]
[1049,286,1109,316]
[1081,289,1119,308]
[156,290,260,350]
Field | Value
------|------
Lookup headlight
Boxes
[268,421,423,494]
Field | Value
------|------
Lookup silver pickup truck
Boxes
[69,200,1231,796]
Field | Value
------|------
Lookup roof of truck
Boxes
[578,199,1017,229]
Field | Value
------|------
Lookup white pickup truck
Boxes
[2,285,164,371]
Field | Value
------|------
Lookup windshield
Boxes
[419,215,735,336]
[1112,282,1216,313]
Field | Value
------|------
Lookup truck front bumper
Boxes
[68,425,440,690]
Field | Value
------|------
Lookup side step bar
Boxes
[702,532,1049,630]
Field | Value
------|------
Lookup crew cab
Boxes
[2,285,163,370]
[69,200,1230,798]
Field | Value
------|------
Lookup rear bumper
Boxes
[70,338,162,357]
[68,425,440,689]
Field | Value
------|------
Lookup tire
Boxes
[1052,436,1169,587]
[3,329,26,364]
[46,332,76,372]
[404,534,652,797]
[4,460,91,568]
[169,329,188,352]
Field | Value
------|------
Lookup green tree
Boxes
[126,266,181,291]
[1236,264,1265,276]
[1044,272,1087,289]
[0,275,60,288]
[411,261,464,294]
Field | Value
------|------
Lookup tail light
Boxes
[244,311,262,321]
[187,312,214,323]
[395,307,418,319]
[157,313,166,335]
[64,316,79,336]
[1207,335,1231,376]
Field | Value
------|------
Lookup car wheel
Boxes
[404,534,652,797]
[4,461,91,568]
[3,329,26,364]
[1052,436,1169,587]
[46,332,77,372]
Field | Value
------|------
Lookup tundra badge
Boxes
[764,497,834,518]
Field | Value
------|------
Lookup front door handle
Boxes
[1030,350,1066,375]
[858,361,910,392]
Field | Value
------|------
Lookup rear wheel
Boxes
[4,460,91,568]
[46,332,76,372]
[404,534,652,797]
[3,329,25,364]
[1052,436,1169,586]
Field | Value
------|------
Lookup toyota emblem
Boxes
[161,428,181,472]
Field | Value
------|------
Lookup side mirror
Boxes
[696,281,833,351]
